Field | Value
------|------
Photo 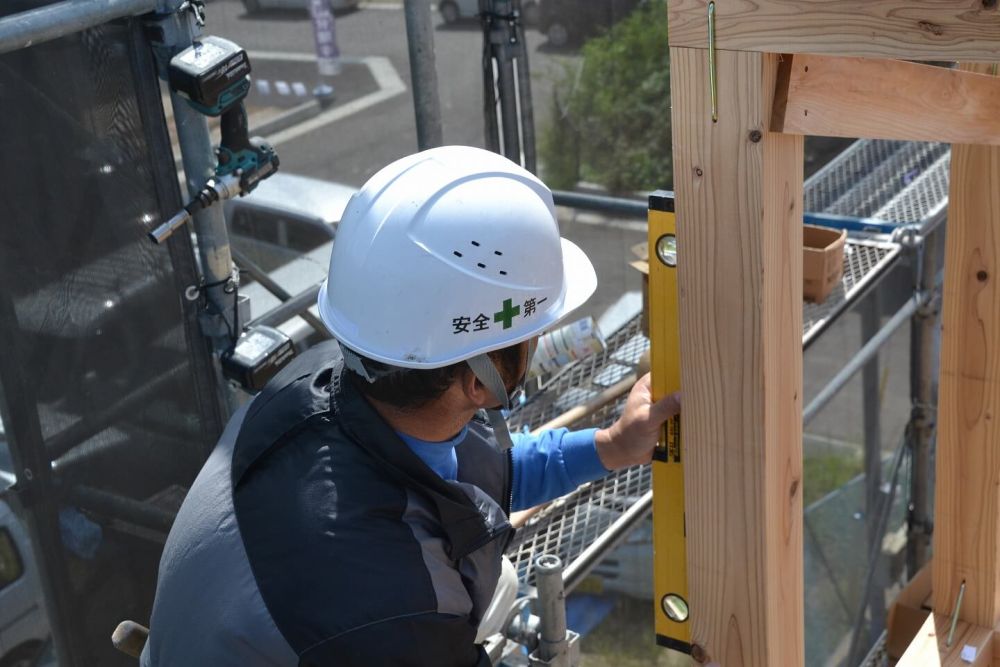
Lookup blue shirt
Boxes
[397,426,609,511]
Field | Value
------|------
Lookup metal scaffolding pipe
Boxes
[907,226,942,574]
[513,4,536,172]
[170,91,238,346]
[45,365,188,460]
[403,0,443,150]
[562,489,653,593]
[67,486,175,533]
[230,246,330,339]
[551,190,648,219]
[0,0,157,55]
[860,291,887,641]
[535,554,569,666]
[804,292,929,425]
[250,283,323,329]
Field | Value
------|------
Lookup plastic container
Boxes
[528,317,606,380]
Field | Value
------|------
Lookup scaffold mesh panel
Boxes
[805,140,949,222]
[875,151,951,226]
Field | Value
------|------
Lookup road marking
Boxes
[247,53,407,148]
[172,54,406,172]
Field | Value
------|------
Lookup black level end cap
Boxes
[655,634,692,654]
[649,190,676,213]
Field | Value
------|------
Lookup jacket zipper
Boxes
[505,447,514,516]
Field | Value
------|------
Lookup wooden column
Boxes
[670,47,804,665]
[932,63,1000,629]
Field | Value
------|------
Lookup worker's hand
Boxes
[594,373,680,470]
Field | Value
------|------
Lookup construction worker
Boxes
[141,146,680,666]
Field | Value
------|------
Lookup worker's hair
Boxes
[352,344,525,410]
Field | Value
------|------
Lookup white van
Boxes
[0,499,49,667]
[0,432,50,667]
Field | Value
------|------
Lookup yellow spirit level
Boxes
[648,191,690,654]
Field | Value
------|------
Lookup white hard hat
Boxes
[317,145,597,369]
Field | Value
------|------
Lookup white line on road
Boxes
[247,53,407,148]
[359,1,404,9]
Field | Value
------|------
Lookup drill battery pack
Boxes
[169,36,252,116]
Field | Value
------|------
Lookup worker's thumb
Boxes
[650,391,681,424]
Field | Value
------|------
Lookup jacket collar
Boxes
[332,367,509,561]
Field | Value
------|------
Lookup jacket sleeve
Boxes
[510,427,609,511]
[298,611,491,667]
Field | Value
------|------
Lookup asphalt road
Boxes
[206,0,571,185]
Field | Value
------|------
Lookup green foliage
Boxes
[802,451,863,507]
[540,0,672,194]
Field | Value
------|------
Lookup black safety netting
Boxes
[0,10,223,666]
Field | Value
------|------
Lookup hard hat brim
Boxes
[558,236,598,322]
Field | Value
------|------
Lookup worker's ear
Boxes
[460,365,502,409]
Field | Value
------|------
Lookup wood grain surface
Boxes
[933,61,1000,632]
[895,612,994,666]
[668,0,1000,61]
[669,45,804,666]
[772,54,1000,145]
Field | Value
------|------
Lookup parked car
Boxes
[240,0,360,14]
[0,500,48,667]
[438,0,539,25]
[224,172,356,347]
[538,0,640,46]
[0,437,50,667]
[225,172,354,273]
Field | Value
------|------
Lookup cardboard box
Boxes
[803,225,847,304]
[628,242,649,337]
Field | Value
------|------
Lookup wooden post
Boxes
[932,62,1000,630]
[670,46,804,665]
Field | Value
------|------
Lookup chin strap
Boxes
[466,353,515,450]
[466,340,536,451]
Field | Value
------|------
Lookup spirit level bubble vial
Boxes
[648,191,690,654]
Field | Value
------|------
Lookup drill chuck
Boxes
[148,173,242,244]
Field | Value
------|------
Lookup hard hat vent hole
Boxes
[471,241,480,247]
[499,270,508,275]
[453,251,463,258]
[494,250,503,256]
[477,263,486,269]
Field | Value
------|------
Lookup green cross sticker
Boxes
[494,298,520,329]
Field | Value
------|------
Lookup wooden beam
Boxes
[932,62,1000,631]
[668,0,1000,61]
[895,613,994,666]
[670,46,803,666]
[771,55,1000,146]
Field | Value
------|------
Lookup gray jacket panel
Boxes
[140,404,297,667]
[143,344,513,666]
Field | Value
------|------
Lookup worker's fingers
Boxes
[631,371,653,395]
[649,390,681,424]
